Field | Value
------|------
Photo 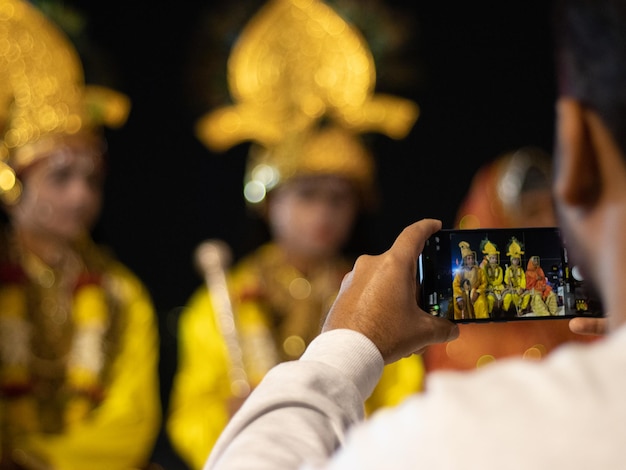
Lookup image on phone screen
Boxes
[418,227,603,323]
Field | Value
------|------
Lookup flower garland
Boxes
[0,258,108,428]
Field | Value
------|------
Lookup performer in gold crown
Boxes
[0,1,161,468]
[480,238,504,318]
[452,241,488,320]
[166,1,422,469]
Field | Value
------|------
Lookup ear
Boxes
[554,98,602,207]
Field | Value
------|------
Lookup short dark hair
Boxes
[555,0,626,155]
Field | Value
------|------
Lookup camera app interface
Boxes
[420,228,602,322]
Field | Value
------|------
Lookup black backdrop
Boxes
[46,1,556,466]
[57,0,557,317]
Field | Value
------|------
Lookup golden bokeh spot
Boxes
[476,355,496,368]
[0,165,16,191]
[523,344,547,360]
[445,336,466,361]
[283,335,306,357]
[458,214,480,229]
[289,277,311,299]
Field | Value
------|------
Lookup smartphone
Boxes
[418,227,603,323]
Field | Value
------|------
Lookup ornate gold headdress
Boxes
[506,237,525,259]
[0,0,130,204]
[459,241,475,260]
[480,238,499,256]
[195,0,419,208]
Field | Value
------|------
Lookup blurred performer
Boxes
[452,242,488,320]
[424,147,597,372]
[456,146,556,230]
[166,1,421,469]
[0,1,161,468]
[480,238,504,317]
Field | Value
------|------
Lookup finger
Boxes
[568,317,606,336]
[390,219,442,262]
[425,313,459,344]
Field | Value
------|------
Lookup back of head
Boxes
[556,0,626,156]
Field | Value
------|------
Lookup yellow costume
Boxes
[453,242,488,319]
[0,235,161,470]
[0,1,160,467]
[168,1,422,468]
[502,238,531,316]
[480,239,504,316]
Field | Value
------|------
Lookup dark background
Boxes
[36,1,556,467]
[64,0,557,318]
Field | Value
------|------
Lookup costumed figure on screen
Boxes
[166,1,422,469]
[480,238,504,318]
[0,1,161,468]
[452,242,488,320]
[525,255,558,316]
[501,237,531,317]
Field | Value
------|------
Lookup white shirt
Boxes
[205,326,626,469]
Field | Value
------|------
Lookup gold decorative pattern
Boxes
[195,0,419,207]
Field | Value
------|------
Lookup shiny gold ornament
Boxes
[243,125,377,207]
[195,0,419,206]
[0,0,130,203]
[506,237,525,258]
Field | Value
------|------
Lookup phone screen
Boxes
[418,227,603,323]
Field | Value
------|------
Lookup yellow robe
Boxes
[167,243,424,470]
[0,237,161,470]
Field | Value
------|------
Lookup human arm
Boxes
[205,219,458,469]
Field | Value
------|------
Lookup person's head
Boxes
[456,146,556,229]
[527,255,541,271]
[245,125,374,259]
[553,0,626,325]
[0,0,129,242]
[459,241,476,267]
[480,238,500,265]
[506,237,524,267]
[6,132,106,243]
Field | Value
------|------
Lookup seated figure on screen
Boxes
[453,242,488,320]
[525,255,558,316]
[480,238,504,318]
[502,238,531,317]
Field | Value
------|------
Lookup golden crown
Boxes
[0,0,130,204]
[195,0,419,207]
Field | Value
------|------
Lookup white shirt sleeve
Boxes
[204,329,384,470]
[205,325,626,470]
